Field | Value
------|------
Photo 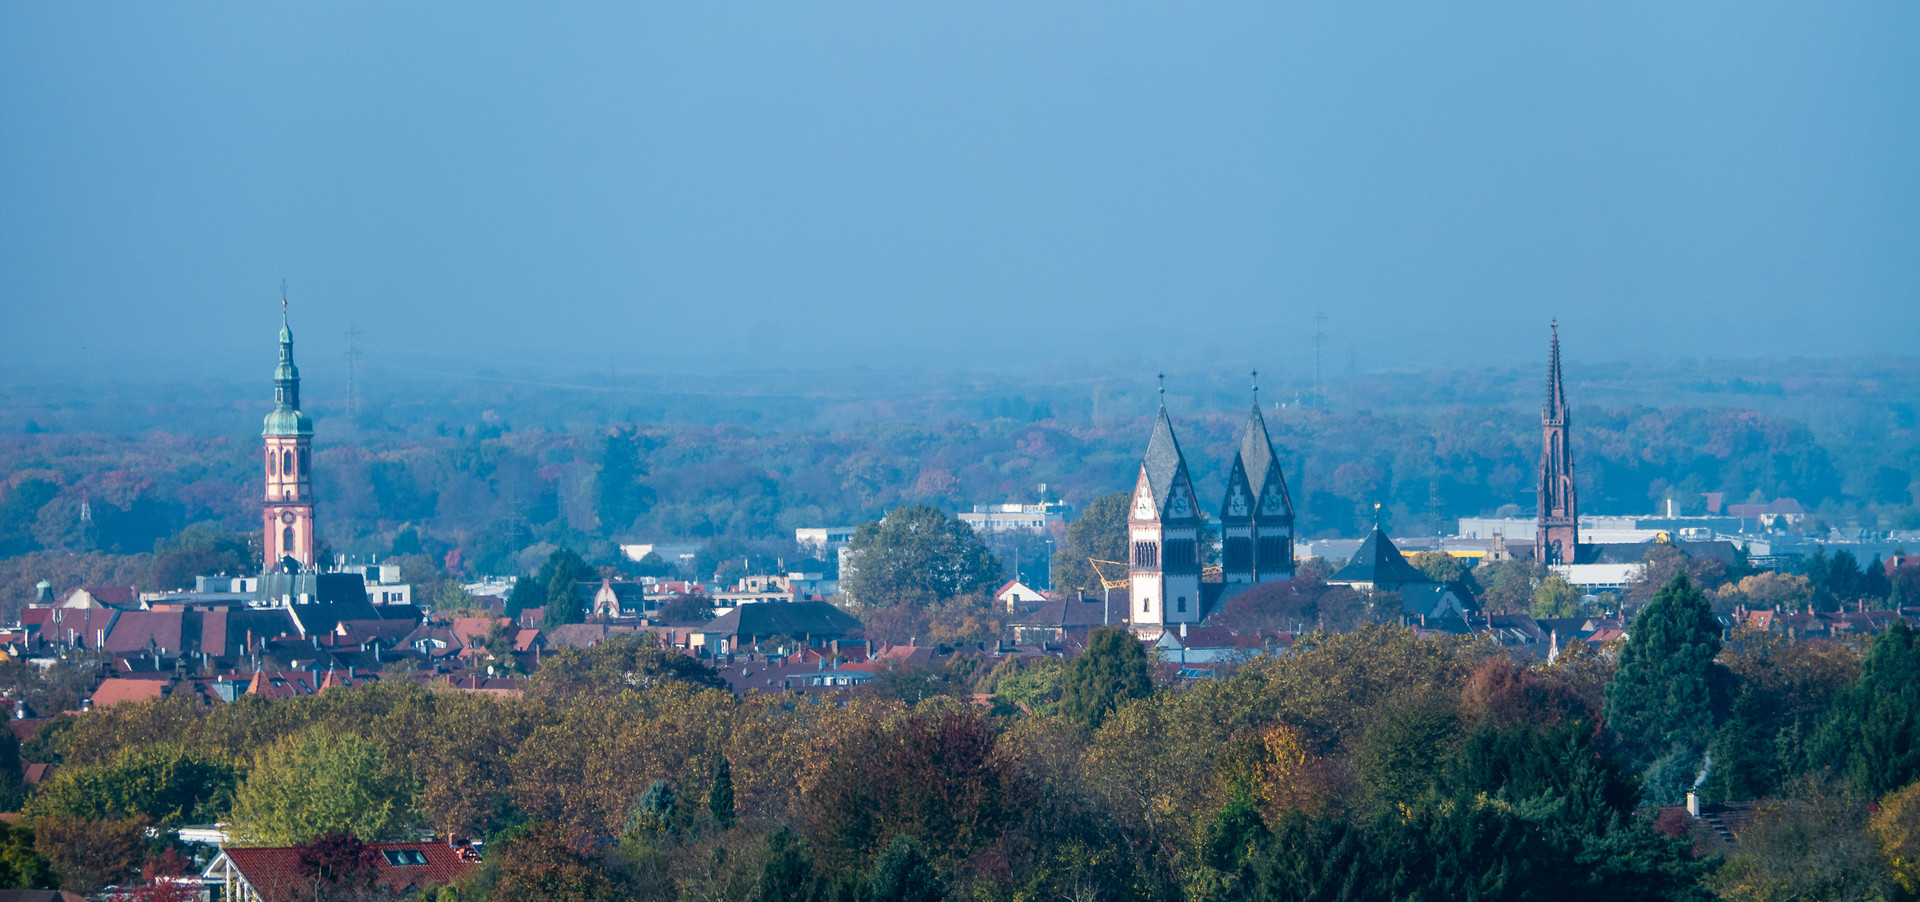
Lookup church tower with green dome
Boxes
[262,308,316,571]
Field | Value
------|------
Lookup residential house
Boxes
[204,842,479,902]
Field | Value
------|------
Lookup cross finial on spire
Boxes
[1374,502,1382,529]
[1156,373,1166,403]
[1251,368,1259,399]
[280,279,289,313]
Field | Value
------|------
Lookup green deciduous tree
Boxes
[841,505,1001,607]
[228,728,419,845]
[1531,575,1582,619]
[23,744,236,827]
[1059,627,1154,730]
[1050,493,1130,596]
[1604,573,1728,772]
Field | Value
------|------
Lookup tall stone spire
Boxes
[1536,321,1577,564]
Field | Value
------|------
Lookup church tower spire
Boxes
[1128,383,1202,636]
[1536,321,1577,564]
[1221,370,1295,584]
[262,290,316,572]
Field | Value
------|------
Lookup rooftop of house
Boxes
[208,842,480,902]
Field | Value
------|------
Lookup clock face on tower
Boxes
[279,510,296,525]
[1133,486,1156,519]
[1261,482,1283,516]
[1167,490,1193,519]
[1228,484,1249,517]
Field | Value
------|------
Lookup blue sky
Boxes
[2,2,1916,381]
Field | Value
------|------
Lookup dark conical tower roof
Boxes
[1236,403,1293,520]
[1142,405,1188,513]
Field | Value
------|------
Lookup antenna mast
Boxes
[345,327,363,419]
[1311,312,1327,407]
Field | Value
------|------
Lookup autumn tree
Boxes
[1058,627,1153,730]
[32,816,148,894]
[842,505,1002,607]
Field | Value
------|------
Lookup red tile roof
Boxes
[213,842,479,902]
[90,678,170,708]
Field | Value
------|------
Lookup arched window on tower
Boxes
[283,526,295,555]
[299,448,309,476]
[268,450,277,475]
[283,450,294,476]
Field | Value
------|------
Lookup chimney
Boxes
[1686,791,1700,818]
[1179,622,1187,639]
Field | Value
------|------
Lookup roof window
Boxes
[382,849,429,866]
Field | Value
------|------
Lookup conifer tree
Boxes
[1059,626,1154,730]
[1816,619,1920,795]
[709,754,736,829]
[868,835,941,902]
[1604,573,1726,770]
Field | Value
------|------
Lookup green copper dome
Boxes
[263,313,313,436]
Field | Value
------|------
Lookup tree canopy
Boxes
[841,505,1002,607]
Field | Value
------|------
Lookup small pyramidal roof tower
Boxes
[1220,370,1295,584]
[1535,321,1577,564]
[1127,376,1203,634]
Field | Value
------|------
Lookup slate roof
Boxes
[703,601,863,640]
[1230,404,1293,521]
[287,598,389,637]
[1140,407,1198,521]
[1010,592,1130,630]
[1327,528,1432,588]
[209,842,478,902]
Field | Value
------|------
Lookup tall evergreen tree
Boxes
[1702,689,1778,803]
[1817,619,1920,795]
[1058,626,1154,730]
[594,429,655,536]
[709,754,736,829]
[1862,554,1892,604]
[868,835,941,902]
[541,547,592,630]
[1604,573,1728,770]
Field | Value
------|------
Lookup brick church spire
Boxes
[1535,321,1577,564]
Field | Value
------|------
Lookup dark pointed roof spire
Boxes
[1546,319,1566,416]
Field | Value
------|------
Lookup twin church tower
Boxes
[1125,323,1578,631]
[1126,379,1296,632]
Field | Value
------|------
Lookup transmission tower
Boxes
[1312,312,1328,407]
[345,327,363,418]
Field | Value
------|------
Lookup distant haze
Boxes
[3,3,1916,382]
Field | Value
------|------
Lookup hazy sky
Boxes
[3,3,1916,381]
